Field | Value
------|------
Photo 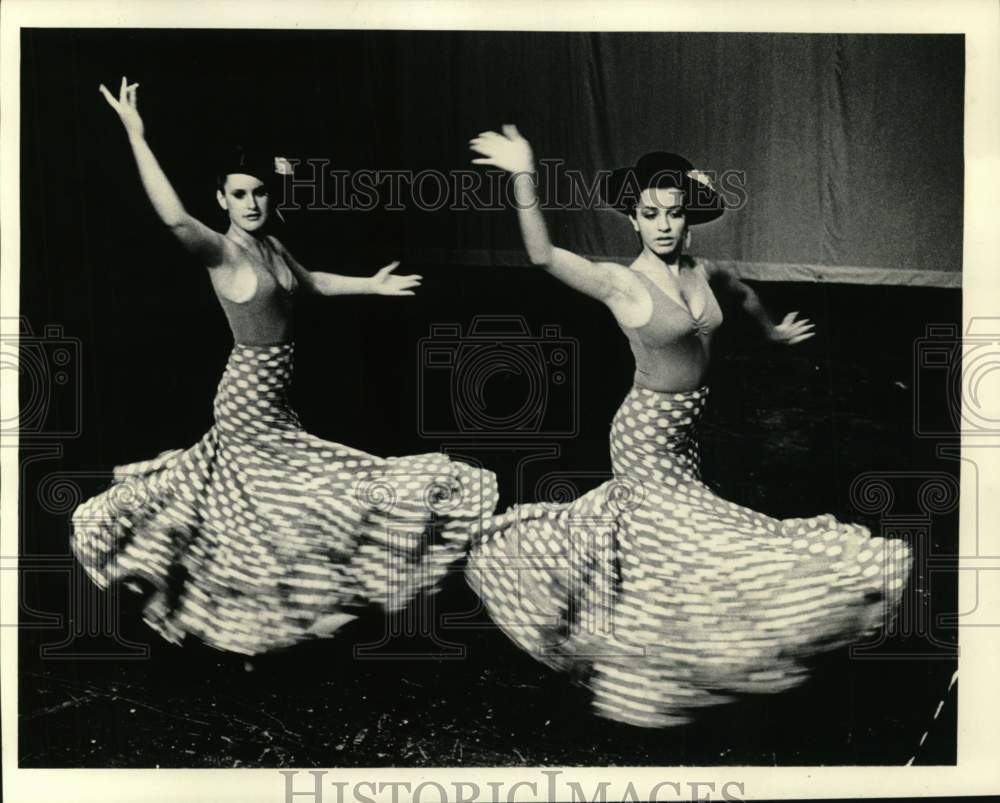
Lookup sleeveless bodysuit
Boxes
[619,257,724,392]
[215,245,299,346]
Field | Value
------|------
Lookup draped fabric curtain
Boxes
[25,31,964,287]
[356,32,963,286]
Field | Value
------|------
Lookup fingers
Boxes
[469,137,503,166]
[101,78,138,111]
[98,84,119,109]
[473,130,516,149]
[376,271,422,296]
[776,311,815,342]
[787,332,815,345]
[468,137,497,154]
[391,275,422,287]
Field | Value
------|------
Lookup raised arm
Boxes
[268,238,421,297]
[99,77,228,268]
[469,126,638,311]
[705,261,815,344]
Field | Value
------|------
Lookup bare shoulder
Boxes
[596,259,645,298]
[264,234,288,254]
[694,255,721,278]
[698,257,739,287]
[209,235,246,272]
[265,234,304,269]
[603,261,652,329]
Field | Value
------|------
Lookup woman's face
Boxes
[631,186,687,259]
[217,173,271,232]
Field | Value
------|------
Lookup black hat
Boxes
[603,151,724,225]
[217,145,293,188]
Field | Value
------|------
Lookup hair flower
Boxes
[686,169,715,190]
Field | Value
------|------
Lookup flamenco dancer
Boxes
[71,78,498,656]
[466,126,912,728]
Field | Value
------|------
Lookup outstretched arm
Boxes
[269,240,421,297]
[312,262,422,297]
[469,125,637,308]
[99,77,228,268]
[706,262,815,344]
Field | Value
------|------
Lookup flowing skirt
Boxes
[466,386,912,727]
[71,343,499,655]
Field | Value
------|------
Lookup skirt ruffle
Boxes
[71,343,499,655]
[466,386,912,727]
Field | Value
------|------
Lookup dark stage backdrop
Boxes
[22,30,963,293]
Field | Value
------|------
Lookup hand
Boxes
[99,76,144,140]
[768,312,815,345]
[469,124,535,174]
[370,261,422,296]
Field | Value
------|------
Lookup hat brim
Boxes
[603,164,725,225]
[216,146,288,188]
[219,165,281,186]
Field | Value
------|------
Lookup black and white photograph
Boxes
[2,1,998,801]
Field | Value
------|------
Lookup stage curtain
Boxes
[359,32,963,286]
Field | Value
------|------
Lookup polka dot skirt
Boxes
[466,385,912,728]
[71,343,499,655]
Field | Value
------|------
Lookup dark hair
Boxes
[625,188,688,220]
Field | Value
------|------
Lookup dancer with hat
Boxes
[70,78,499,655]
[466,125,911,727]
